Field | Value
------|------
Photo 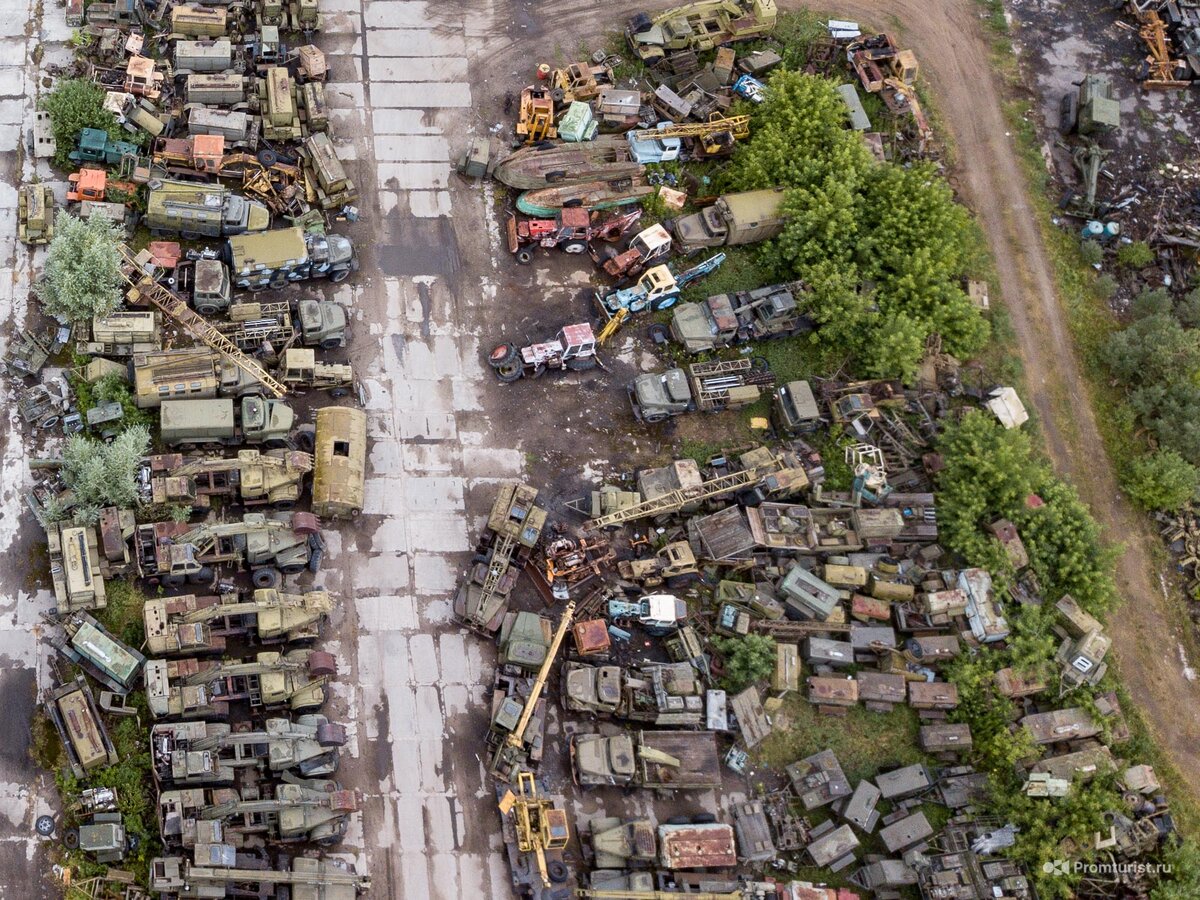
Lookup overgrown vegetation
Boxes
[46,426,150,525]
[710,633,775,692]
[715,70,989,379]
[38,212,124,323]
[39,78,124,169]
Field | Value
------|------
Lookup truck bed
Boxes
[637,730,722,790]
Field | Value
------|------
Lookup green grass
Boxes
[95,579,147,649]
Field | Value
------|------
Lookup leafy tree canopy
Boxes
[39,211,124,323]
[57,425,150,524]
[40,78,124,168]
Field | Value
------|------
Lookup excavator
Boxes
[151,714,347,786]
[489,601,576,778]
[144,648,335,719]
[142,449,314,511]
[143,588,335,655]
[498,771,571,895]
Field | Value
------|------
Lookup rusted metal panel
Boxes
[857,671,906,705]
[907,681,959,710]
[657,822,737,869]
[918,723,973,753]
[807,676,858,707]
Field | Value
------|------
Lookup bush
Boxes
[39,78,122,169]
[56,426,150,524]
[711,633,776,692]
[1079,239,1103,266]
[1116,240,1155,269]
[1094,273,1118,300]
[1123,449,1199,511]
[39,212,124,323]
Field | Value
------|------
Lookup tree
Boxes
[1151,837,1200,900]
[1123,448,1200,511]
[711,634,776,692]
[39,78,123,168]
[38,212,124,323]
[59,425,150,523]
[1130,288,1172,320]
[1079,239,1103,266]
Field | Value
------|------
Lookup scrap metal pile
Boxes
[20,1,371,897]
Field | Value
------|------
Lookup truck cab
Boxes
[296,299,347,349]
[774,380,822,434]
[241,394,295,445]
[75,813,127,863]
[672,205,727,249]
[629,368,693,422]
[189,258,232,315]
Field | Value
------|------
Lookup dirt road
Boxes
[781,0,1200,795]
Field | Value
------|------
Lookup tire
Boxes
[35,816,55,837]
[252,568,280,588]
[550,88,565,104]
[275,500,295,511]
[293,426,316,452]
[495,362,523,383]
[516,249,534,265]
[489,343,518,368]
[643,412,667,424]
[258,148,279,166]
[320,337,342,350]
[63,829,79,850]
[563,198,584,208]
[652,294,678,311]
[666,815,690,826]
[566,356,597,371]
[187,567,213,585]
[561,241,587,254]
[547,860,569,884]
[163,574,186,588]
[692,813,717,825]
[248,283,266,293]
[196,304,221,316]
[40,415,60,429]
[181,231,201,241]
[647,323,669,344]
[270,277,288,291]
[281,563,305,576]
[329,268,350,283]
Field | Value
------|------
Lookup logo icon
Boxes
[1043,859,1070,877]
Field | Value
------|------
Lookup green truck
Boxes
[146,179,270,238]
[159,396,296,447]
[225,226,355,290]
[671,187,787,251]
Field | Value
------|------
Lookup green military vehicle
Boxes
[257,67,303,141]
[312,406,366,519]
[570,730,722,790]
[47,523,107,614]
[225,226,355,291]
[773,379,822,435]
[147,179,270,239]
[66,813,128,863]
[169,4,228,38]
[1061,74,1120,135]
[150,854,369,898]
[144,588,333,656]
[671,187,787,251]
[303,131,357,209]
[669,280,812,353]
[159,396,295,447]
[629,358,771,423]
[297,299,348,349]
[173,38,234,75]
[18,184,54,244]
[70,127,140,165]
[183,257,232,315]
[132,348,265,408]
[626,0,778,64]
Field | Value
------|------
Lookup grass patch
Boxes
[94,579,147,649]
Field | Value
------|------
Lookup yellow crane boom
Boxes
[117,245,290,398]
[628,115,750,142]
[507,600,575,750]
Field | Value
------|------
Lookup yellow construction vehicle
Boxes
[516,86,557,143]
[490,601,575,776]
[882,78,933,146]
[499,771,570,890]
[628,114,750,144]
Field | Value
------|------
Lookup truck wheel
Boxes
[281,563,305,575]
[248,283,266,293]
[252,568,280,589]
[275,500,295,511]
[40,415,60,429]
[329,268,350,283]
[163,574,186,588]
[293,426,316,452]
[550,88,565,104]
[643,412,667,424]
[196,303,221,316]
[258,148,279,166]
[652,294,678,311]
[561,241,587,254]
[666,815,690,826]
[63,829,80,851]
[547,861,569,884]
[35,816,55,837]
[495,362,523,383]
[319,337,342,350]
[566,356,596,371]
[692,812,717,824]
[188,566,214,584]
[647,323,669,344]
[489,343,518,369]
[516,249,534,265]
[329,386,349,399]
[269,276,288,290]
[181,231,201,241]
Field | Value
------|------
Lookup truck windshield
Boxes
[701,206,723,236]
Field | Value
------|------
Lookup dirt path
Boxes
[783,0,1200,796]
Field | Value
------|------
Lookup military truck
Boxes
[135,511,321,589]
[671,187,787,251]
[66,813,128,863]
[571,730,722,790]
[588,816,736,870]
[186,72,251,107]
[170,4,227,38]
[179,256,231,315]
[80,310,161,356]
[668,280,812,353]
[214,299,348,352]
[257,67,303,141]
[301,79,330,132]
[454,482,548,633]
[146,179,270,238]
[278,348,354,394]
[144,588,334,655]
[773,379,823,435]
[563,661,705,725]
[629,358,772,423]
[173,38,234,74]
[187,106,259,149]
[303,131,357,209]
[225,226,356,290]
[18,183,54,244]
[47,522,107,613]
[160,396,296,447]
[46,676,118,778]
[142,448,312,510]
[312,406,367,519]
[70,126,140,165]
[132,349,265,409]
[150,715,346,787]
[144,647,335,718]
[53,611,147,692]
[150,852,369,899]
[158,777,356,848]
[1054,594,1111,689]
[616,541,698,587]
